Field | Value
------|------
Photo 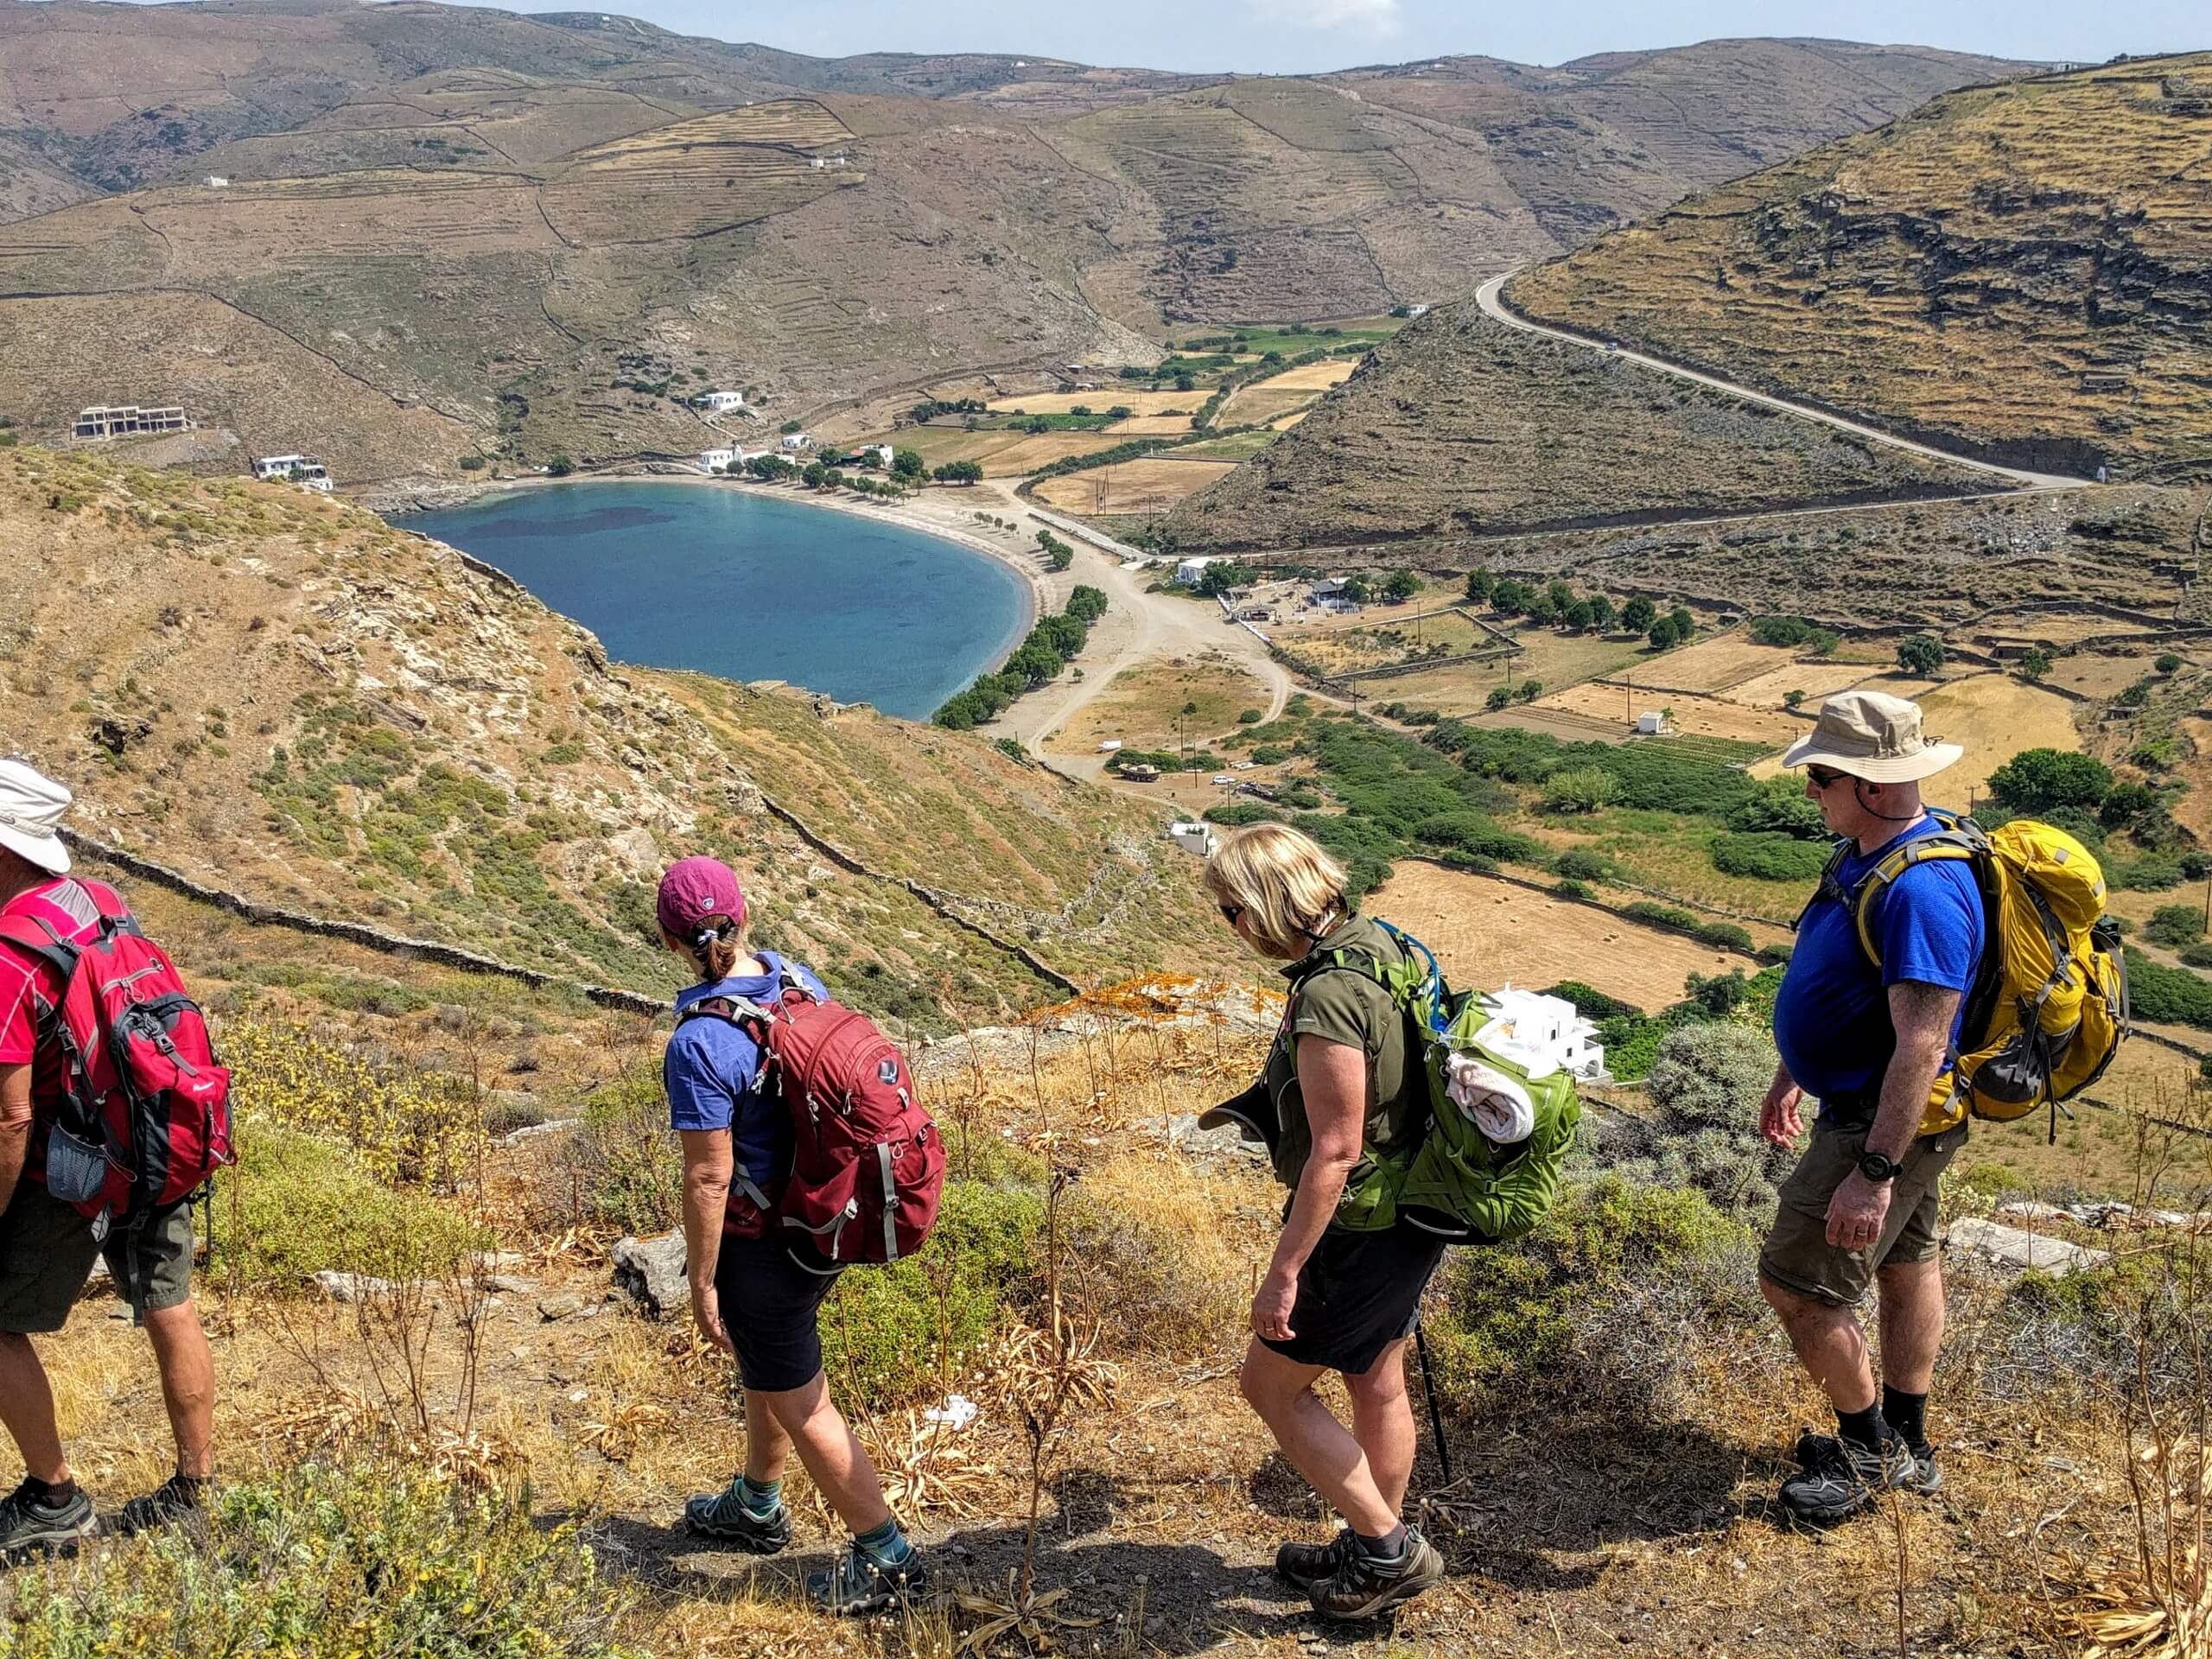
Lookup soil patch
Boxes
[990,390,1205,416]
[1537,683,1800,747]
[1033,459,1238,514]
[1044,654,1272,758]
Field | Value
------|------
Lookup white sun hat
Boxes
[0,760,72,875]
[1781,690,1962,784]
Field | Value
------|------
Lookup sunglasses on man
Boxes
[1805,766,1856,791]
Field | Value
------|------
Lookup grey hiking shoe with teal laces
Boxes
[1777,1433,1916,1526]
[807,1543,929,1616]
[683,1478,793,1554]
[0,1478,95,1560]
[1275,1529,1358,1592]
[1796,1428,1942,1495]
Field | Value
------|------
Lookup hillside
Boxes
[0,7,2026,494]
[0,444,1238,1011]
[1508,54,2212,481]
[1162,305,1986,551]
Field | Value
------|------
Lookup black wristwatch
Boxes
[1857,1150,1902,1184]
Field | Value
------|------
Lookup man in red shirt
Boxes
[0,760,214,1554]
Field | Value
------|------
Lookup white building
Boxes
[698,448,736,473]
[1167,820,1216,857]
[1475,986,1605,1081]
[779,432,812,452]
[868,442,895,468]
[251,454,332,493]
[691,391,746,413]
[74,404,189,441]
[1407,302,1431,319]
[1635,711,1668,735]
[807,154,849,168]
[1175,556,1218,587]
[204,175,230,189]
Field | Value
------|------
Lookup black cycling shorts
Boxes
[714,1230,843,1393]
[1260,1224,1448,1376]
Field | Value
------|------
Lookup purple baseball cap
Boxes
[656,855,747,941]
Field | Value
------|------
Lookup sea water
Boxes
[404,482,1032,721]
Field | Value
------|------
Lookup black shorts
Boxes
[1261,1224,1449,1376]
[715,1230,843,1393]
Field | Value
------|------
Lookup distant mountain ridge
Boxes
[0,5,2027,493]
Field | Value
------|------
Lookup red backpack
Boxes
[0,880,234,1236]
[679,969,944,1268]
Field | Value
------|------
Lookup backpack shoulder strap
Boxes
[0,910,80,985]
[1848,817,1991,969]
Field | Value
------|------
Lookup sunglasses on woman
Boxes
[1218,902,1245,926]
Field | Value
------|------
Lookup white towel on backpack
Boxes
[1442,1052,1536,1146]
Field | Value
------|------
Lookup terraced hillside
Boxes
[0,445,1236,1004]
[1510,54,2212,481]
[1164,307,1985,551]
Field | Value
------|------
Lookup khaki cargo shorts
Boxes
[0,1180,198,1332]
[1758,1119,1967,1307]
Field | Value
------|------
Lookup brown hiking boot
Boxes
[1307,1527,1445,1621]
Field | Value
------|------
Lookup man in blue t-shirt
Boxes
[1761,691,1983,1527]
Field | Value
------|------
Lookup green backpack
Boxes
[1307,921,1583,1243]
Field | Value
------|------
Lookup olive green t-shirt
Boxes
[1261,914,1427,1196]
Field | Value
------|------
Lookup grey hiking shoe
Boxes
[0,1478,95,1559]
[1307,1527,1445,1622]
[112,1473,209,1538]
[1275,1529,1357,1592]
[1777,1433,1916,1526]
[1796,1428,1942,1496]
[683,1478,793,1554]
[806,1543,929,1616]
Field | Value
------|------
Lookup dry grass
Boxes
[1914,673,2088,800]
[1032,457,1236,512]
[1537,681,1802,746]
[988,391,1204,416]
[1041,653,1271,757]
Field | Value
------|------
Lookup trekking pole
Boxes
[1412,1320,1454,1487]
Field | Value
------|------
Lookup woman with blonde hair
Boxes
[1199,823,1446,1621]
[655,855,925,1616]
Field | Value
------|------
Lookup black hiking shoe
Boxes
[1274,1529,1357,1592]
[682,1478,793,1554]
[806,1543,929,1617]
[1796,1428,1942,1496]
[0,1478,95,1559]
[1307,1527,1445,1622]
[112,1473,209,1538]
[1777,1433,1916,1526]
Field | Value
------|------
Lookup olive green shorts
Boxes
[1758,1120,1967,1308]
[0,1180,198,1332]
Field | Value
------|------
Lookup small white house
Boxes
[780,432,812,452]
[698,448,736,473]
[1476,986,1606,1081]
[868,442,895,468]
[251,454,332,493]
[1175,556,1218,587]
[1635,711,1668,735]
[1168,821,1216,857]
[1407,302,1431,319]
[204,175,230,189]
[691,391,746,413]
[1096,740,1123,753]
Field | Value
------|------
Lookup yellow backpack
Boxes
[1820,810,2131,1139]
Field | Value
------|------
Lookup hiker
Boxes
[0,760,218,1551]
[1761,691,1980,1524]
[1202,823,1447,1620]
[657,855,926,1615]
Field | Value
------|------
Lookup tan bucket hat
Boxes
[1781,690,1961,784]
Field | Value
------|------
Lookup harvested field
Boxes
[1271,410,1313,429]
[1538,683,1801,747]
[1220,388,1318,424]
[1471,705,1631,744]
[1045,654,1272,757]
[1365,861,1777,1011]
[1719,660,1872,709]
[1033,457,1236,512]
[877,428,1124,476]
[1287,607,1497,676]
[1107,414,1205,434]
[2045,650,2169,700]
[1249,358,1359,392]
[1914,676,2084,800]
[1636,635,1796,694]
[989,390,1204,416]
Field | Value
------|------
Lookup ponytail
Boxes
[682,915,744,983]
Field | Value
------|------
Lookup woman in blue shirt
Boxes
[657,855,925,1616]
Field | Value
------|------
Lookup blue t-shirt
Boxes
[664,953,830,1194]
[1771,817,1985,1116]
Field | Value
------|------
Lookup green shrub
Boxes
[1554,849,1611,883]
[1623,900,1699,933]
[1726,776,1827,840]
[1203,803,1283,826]
[1611,1023,1791,1217]
[2,1462,632,1657]
[1541,982,1643,1022]
[1987,748,2113,814]
[223,1126,486,1292]
[1541,766,1617,814]
[2145,904,2206,948]
[565,1065,681,1236]
[2126,957,2212,1030]
[1709,831,1829,882]
[824,1178,1043,1402]
[1424,1176,1764,1414]
[2180,942,2212,969]
[1554,878,1592,899]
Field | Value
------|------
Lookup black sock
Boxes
[23,1474,78,1507]
[1836,1402,1891,1452]
[1882,1386,1929,1450]
[1353,1522,1408,1560]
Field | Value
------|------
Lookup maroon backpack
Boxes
[0,880,234,1236]
[679,969,944,1268]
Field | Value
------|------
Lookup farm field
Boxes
[1371,627,1649,714]
[1636,634,1798,694]
[1043,654,1273,758]
[1285,607,1498,676]
[1364,861,1786,1011]
[989,390,1205,416]
[2044,650,2170,700]
[882,427,1127,476]
[1172,321,1401,356]
[1537,683,1801,747]
[1106,414,1205,435]
[1247,358,1361,392]
[1720,660,1872,709]
[1913,676,2086,801]
[1175,430,1278,461]
[1033,457,1237,513]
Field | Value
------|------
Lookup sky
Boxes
[493,0,2200,74]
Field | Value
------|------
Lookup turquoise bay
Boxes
[402,482,1032,721]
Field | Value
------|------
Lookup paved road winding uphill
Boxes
[1474,275,2093,493]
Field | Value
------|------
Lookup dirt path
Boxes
[1475,274,2093,493]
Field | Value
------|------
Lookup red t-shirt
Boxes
[0,877,111,1132]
